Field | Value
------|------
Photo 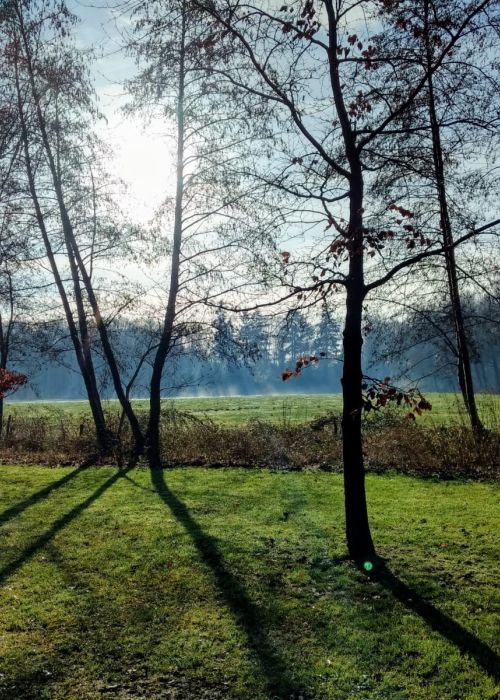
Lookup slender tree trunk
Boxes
[63,232,108,447]
[70,242,145,455]
[0,314,6,438]
[15,6,144,453]
[325,0,376,559]
[425,3,484,434]
[0,273,16,437]
[14,48,109,452]
[147,4,187,469]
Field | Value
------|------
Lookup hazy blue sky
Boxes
[68,0,175,224]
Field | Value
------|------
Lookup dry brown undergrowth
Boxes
[0,409,498,480]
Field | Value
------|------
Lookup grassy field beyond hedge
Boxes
[0,466,498,699]
[6,392,500,426]
[3,394,500,478]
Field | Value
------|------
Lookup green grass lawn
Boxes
[5,392,500,427]
[0,466,498,699]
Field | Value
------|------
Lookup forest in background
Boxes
[7,301,500,401]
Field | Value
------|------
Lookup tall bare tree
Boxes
[372,0,500,433]
[192,0,500,559]
[128,0,268,467]
[3,0,146,454]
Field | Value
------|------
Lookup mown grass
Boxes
[0,466,498,699]
[6,392,500,427]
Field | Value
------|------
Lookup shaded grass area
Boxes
[6,392,500,427]
[0,466,498,699]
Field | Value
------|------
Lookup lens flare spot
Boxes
[363,561,373,572]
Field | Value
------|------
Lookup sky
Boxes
[68,0,176,225]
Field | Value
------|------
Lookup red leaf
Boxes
[0,368,27,399]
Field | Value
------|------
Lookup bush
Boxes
[1,404,498,480]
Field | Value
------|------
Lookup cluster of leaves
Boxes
[362,375,432,419]
[318,202,434,267]
[195,28,230,52]
[389,203,414,219]
[327,238,347,258]
[281,352,325,381]
[387,205,433,250]
[280,0,319,41]
[333,203,433,269]
[347,90,372,118]
[282,357,431,420]
[363,228,395,257]
[379,0,446,46]
[336,33,378,69]
[0,368,27,399]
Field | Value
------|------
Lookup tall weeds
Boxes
[0,403,498,480]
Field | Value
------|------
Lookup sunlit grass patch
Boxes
[0,466,498,698]
[6,392,500,427]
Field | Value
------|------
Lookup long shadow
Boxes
[0,467,130,586]
[0,467,84,527]
[150,468,297,698]
[366,560,500,683]
[122,473,156,493]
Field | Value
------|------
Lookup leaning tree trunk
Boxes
[50,111,145,455]
[425,4,484,434]
[16,6,144,453]
[71,243,146,456]
[14,51,109,453]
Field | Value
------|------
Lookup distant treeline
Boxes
[8,303,500,400]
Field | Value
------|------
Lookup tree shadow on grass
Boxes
[366,559,500,683]
[0,467,85,527]
[0,467,131,586]
[150,468,298,699]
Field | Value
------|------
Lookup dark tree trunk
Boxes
[66,242,109,450]
[14,42,109,453]
[147,4,186,469]
[44,129,144,453]
[342,288,375,560]
[425,2,484,434]
[70,170,145,454]
[69,240,145,455]
[341,179,376,561]
[325,0,376,560]
[15,6,146,453]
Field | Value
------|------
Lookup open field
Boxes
[0,466,498,699]
[5,392,500,427]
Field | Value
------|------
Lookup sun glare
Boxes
[100,116,176,226]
